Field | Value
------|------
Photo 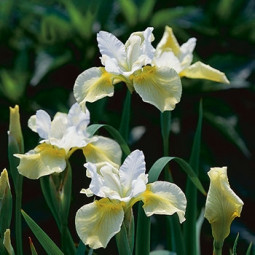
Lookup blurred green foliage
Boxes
[0,0,254,254]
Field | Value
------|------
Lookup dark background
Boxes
[0,0,255,254]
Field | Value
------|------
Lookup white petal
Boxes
[97,31,127,68]
[67,103,90,136]
[119,150,147,198]
[75,199,124,249]
[142,181,187,223]
[49,112,68,142]
[179,38,196,69]
[31,110,51,139]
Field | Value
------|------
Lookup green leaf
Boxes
[150,250,176,255]
[148,157,206,195]
[135,202,150,255]
[29,237,38,255]
[151,7,200,28]
[204,112,251,157]
[75,241,86,255]
[119,0,138,27]
[246,242,253,255]
[21,210,64,255]
[86,124,131,157]
[40,163,75,254]
[232,233,239,255]
[184,100,203,255]
[139,0,156,23]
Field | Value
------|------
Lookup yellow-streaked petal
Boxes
[156,26,180,56]
[132,65,182,112]
[180,61,230,84]
[15,143,66,179]
[0,169,10,199]
[75,198,124,249]
[204,167,243,243]
[83,136,122,169]
[3,229,15,255]
[142,181,187,223]
[73,67,115,108]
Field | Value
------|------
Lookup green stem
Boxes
[60,223,75,255]
[160,111,185,254]
[213,240,223,255]
[15,175,23,255]
[160,111,173,182]
[119,90,131,143]
[116,209,134,255]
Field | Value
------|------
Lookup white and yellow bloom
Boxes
[204,167,243,244]
[15,103,121,179]
[156,26,230,84]
[75,150,187,249]
[74,27,182,112]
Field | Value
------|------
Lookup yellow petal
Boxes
[0,169,10,199]
[180,61,230,84]
[15,143,66,179]
[156,26,180,56]
[142,181,187,223]
[3,229,15,255]
[132,65,182,112]
[75,198,124,249]
[204,167,243,243]
[83,136,122,169]
[74,67,116,109]
[9,105,24,152]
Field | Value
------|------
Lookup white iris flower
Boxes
[75,150,187,249]
[156,26,230,83]
[74,27,182,112]
[15,103,121,179]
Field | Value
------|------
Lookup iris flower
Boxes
[74,27,182,112]
[204,167,243,244]
[15,103,121,179]
[75,150,187,249]
[156,26,230,84]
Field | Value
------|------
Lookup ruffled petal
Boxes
[15,143,66,179]
[67,103,90,135]
[204,167,243,243]
[83,136,122,168]
[73,67,115,109]
[97,31,127,69]
[156,26,180,56]
[85,162,122,200]
[132,66,182,112]
[28,110,51,139]
[75,198,124,249]
[180,61,230,84]
[142,181,187,223]
[49,112,68,141]
[119,150,147,199]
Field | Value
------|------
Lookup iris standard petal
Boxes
[119,150,147,198]
[28,110,51,139]
[132,65,182,112]
[142,181,187,223]
[15,143,66,179]
[204,167,243,243]
[73,67,115,108]
[75,198,124,249]
[83,136,122,168]
[180,61,230,84]
[97,31,127,69]
[156,26,180,56]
